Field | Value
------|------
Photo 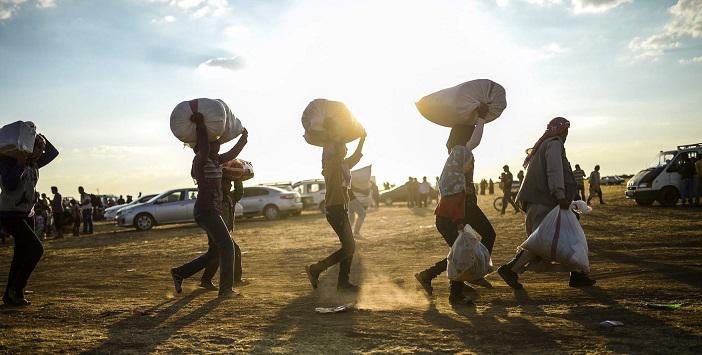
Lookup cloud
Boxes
[572,0,631,14]
[629,0,702,60]
[151,15,176,23]
[521,42,567,61]
[679,55,702,64]
[199,56,245,70]
[0,0,55,20]
[146,0,229,18]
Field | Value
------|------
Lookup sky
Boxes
[1,0,701,197]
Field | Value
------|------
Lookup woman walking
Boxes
[170,112,248,298]
[0,131,59,306]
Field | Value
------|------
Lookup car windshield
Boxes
[648,152,676,168]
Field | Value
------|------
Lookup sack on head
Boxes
[215,99,244,145]
[170,98,227,145]
[301,99,365,147]
[416,79,507,127]
[0,121,37,158]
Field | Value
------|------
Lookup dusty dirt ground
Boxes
[1,185,701,354]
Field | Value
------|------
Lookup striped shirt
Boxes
[573,169,586,185]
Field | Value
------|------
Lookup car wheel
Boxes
[384,197,393,206]
[263,205,280,220]
[635,198,654,206]
[134,213,155,231]
[657,186,679,207]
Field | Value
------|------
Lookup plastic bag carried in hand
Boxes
[0,121,37,158]
[216,99,244,145]
[170,98,227,145]
[301,99,365,147]
[415,79,507,127]
[520,206,590,273]
[447,225,493,282]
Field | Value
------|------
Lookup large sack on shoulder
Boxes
[0,121,37,158]
[216,99,244,144]
[447,225,493,282]
[170,98,227,145]
[222,159,254,181]
[519,205,590,273]
[301,99,365,146]
[415,79,507,127]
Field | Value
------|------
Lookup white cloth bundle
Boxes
[0,121,37,157]
[301,99,365,147]
[215,99,244,145]
[416,79,507,127]
[170,98,227,144]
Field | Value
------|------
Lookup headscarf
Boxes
[522,117,570,168]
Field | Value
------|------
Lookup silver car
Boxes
[239,186,303,220]
[104,194,157,221]
[117,188,243,231]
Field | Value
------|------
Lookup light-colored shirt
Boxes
[80,192,93,211]
[418,181,431,194]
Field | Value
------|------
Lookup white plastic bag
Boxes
[520,206,590,273]
[301,99,365,147]
[216,99,244,144]
[0,121,37,157]
[447,225,493,282]
[415,79,507,127]
[170,98,227,145]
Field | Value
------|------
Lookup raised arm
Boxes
[194,116,209,159]
[219,129,248,163]
[36,136,59,169]
[465,118,486,151]
[344,135,365,169]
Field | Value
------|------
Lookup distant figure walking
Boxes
[170,110,248,298]
[587,165,605,205]
[479,179,487,195]
[695,156,702,207]
[419,177,431,207]
[677,154,696,206]
[348,187,367,240]
[371,180,380,208]
[488,179,495,195]
[117,195,125,205]
[0,132,59,306]
[70,199,81,236]
[51,186,63,239]
[573,164,586,201]
[306,133,366,292]
[500,165,519,215]
[78,186,93,234]
[406,177,415,208]
[517,170,524,186]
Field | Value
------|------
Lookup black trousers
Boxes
[501,191,518,213]
[313,205,355,285]
[53,213,63,237]
[173,213,234,292]
[81,209,93,233]
[201,212,242,284]
[423,201,496,296]
[1,217,44,296]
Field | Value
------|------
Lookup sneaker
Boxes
[414,272,433,296]
[337,282,360,293]
[448,294,475,306]
[199,281,218,291]
[2,290,30,307]
[305,265,319,289]
[170,268,183,294]
[569,274,596,288]
[467,277,493,289]
[497,264,523,290]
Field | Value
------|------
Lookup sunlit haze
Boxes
[1,0,701,197]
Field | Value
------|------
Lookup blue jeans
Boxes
[174,213,234,292]
[81,209,93,233]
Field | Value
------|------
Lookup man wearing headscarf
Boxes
[497,117,596,289]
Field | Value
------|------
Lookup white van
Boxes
[293,179,327,212]
[626,143,701,206]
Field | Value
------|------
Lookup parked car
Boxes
[104,194,157,221]
[239,186,303,220]
[601,176,625,185]
[293,179,327,211]
[379,183,438,206]
[626,142,702,206]
[117,188,243,231]
[260,182,294,191]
